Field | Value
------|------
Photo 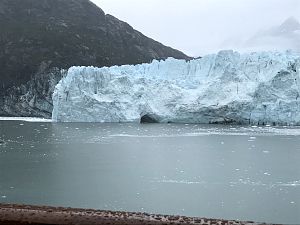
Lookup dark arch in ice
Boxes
[140,114,159,123]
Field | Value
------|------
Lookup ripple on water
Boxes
[151,178,300,189]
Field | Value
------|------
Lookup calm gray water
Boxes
[0,120,299,224]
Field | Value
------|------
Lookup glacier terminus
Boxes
[52,50,300,125]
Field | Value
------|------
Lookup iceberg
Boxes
[52,50,300,125]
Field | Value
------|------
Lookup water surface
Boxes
[0,120,299,224]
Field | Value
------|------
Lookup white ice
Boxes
[52,50,300,125]
[0,117,52,122]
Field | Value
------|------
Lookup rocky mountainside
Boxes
[0,0,190,117]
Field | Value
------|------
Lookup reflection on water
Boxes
[0,121,299,224]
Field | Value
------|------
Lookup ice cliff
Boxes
[52,50,300,125]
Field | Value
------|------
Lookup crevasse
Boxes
[52,50,300,125]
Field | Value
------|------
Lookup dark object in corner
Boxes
[140,114,159,123]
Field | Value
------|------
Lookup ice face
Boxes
[52,50,300,125]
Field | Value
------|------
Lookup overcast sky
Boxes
[91,0,300,57]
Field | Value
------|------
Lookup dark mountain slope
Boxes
[0,0,190,117]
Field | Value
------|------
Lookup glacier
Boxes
[52,50,300,125]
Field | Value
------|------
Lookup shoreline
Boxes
[1,117,300,127]
[0,117,52,122]
[0,203,279,225]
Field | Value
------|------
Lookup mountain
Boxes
[53,50,300,125]
[244,17,300,52]
[220,17,300,53]
[0,0,190,117]
[276,17,300,33]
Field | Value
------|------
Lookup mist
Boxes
[91,0,300,57]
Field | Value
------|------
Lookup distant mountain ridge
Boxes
[276,17,300,33]
[0,0,190,117]
[245,17,300,52]
[220,17,300,53]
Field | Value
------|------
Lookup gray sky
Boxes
[91,0,300,57]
